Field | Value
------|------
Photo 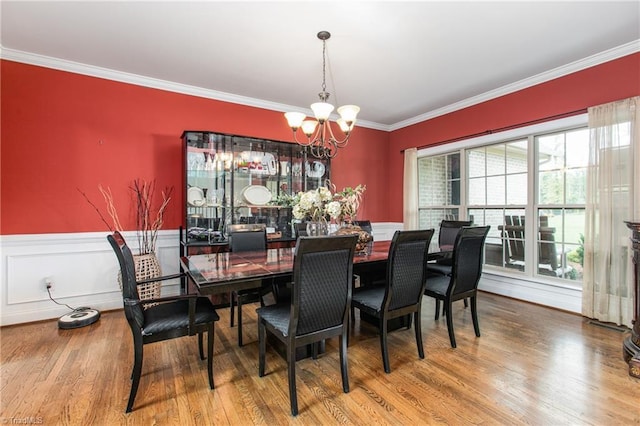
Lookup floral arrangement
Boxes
[291,183,366,224]
[79,179,173,255]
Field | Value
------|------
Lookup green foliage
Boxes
[567,233,584,266]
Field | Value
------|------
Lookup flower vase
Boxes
[306,221,328,237]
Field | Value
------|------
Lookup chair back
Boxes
[290,235,358,336]
[449,226,491,295]
[503,215,525,262]
[384,229,435,311]
[107,231,144,329]
[438,220,472,252]
[294,222,308,238]
[230,229,267,252]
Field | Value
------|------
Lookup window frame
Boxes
[417,113,587,288]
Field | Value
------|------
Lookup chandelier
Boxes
[284,31,360,159]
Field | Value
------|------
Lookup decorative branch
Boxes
[77,187,121,232]
[80,180,172,255]
[130,179,173,255]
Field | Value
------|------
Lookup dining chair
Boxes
[351,229,435,373]
[426,219,473,276]
[423,226,490,348]
[229,227,269,346]
[257,234,358,416]
[107,231,219,412]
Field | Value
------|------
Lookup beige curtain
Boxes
[403,148,418,230]
[583,96,639,327]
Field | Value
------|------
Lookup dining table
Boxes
[180,240,392,297]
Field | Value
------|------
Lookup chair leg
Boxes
[198,332,205,360]
[258,319,266,377]
[471,296,481,337]
[207,323,215,389]
[287,341,298,416]
[464,298,469,308]
[237,295,244,347]
[126,336,144,413]
[445,300,457,348]
[414,311,425,359]
[379,317,391,374]
[229,291,236,327]
[434,299,441,320]
[339,329,350,393]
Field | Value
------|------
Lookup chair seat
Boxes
[351,286,385,315]
[143,298,220,335]
[256,303,291,336]
[423,274,450,297]
[426,263,452,276]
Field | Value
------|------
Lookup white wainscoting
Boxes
[479,272,582,314]
[0,223,582,326]
[0,230,182,326]
[370,222,404,241]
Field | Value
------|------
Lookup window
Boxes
[535,129,588,281]
[417,152,461,251]
[417,115,587,284]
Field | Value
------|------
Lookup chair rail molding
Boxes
[1,224,581,326]
[0,230,181,326]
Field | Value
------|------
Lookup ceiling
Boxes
[1,1,639,130]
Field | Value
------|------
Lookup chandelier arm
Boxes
[326,121,350,148]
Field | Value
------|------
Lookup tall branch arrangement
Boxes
[131,179,173,255]
[78,179,173,255]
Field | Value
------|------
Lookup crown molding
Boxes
[0,46,386,132]
[2,40,638,133]
[389,39,640,131]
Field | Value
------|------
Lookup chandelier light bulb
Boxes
[284,112,306,130]
[310,102,334,123]
[301,120,319,136]
[337,105,360,124]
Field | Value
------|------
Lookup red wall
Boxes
[2,54,638,235]
[387,53,640,222]
[0,61,389,235]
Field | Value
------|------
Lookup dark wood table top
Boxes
[181,241,391,295]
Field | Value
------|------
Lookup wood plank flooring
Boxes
[1,292,638,425]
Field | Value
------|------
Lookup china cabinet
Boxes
[623,220,640,379]
[180,131,330,255]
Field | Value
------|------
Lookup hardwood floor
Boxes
[1,292,638,425]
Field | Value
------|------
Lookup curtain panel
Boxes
[583,96,639,327]
[403,148,418,230]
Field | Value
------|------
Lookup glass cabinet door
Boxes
[184,132,231,244]
[182,131,330,247]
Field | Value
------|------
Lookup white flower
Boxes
[326,201,342,219]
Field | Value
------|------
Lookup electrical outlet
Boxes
[44,277,54,292]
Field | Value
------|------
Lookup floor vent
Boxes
[588,320,627,332]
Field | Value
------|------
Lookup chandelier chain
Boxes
[321,39,327,98]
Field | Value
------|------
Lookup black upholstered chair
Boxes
[257,234,358,416]
[423,225,490,348]
[229,227,269,346]
[351,229,435,373]
[426,220,473,276]
[107,231,219,412]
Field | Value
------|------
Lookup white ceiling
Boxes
[1,1,639,130]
